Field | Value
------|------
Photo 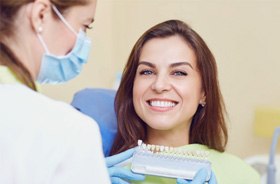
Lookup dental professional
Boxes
[0,0,110,183]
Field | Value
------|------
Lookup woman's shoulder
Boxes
[189,144,258,173]
[211,150,260,183]
[181,144,251,168]
[181,144,261,183]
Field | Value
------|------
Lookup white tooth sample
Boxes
[156,145,160,152]
[151,144,155,151]
[169,147,174,153]
[147,144,151,151]
[142,143,147,150]
[138,140,143,146]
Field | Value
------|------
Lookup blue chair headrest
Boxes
[71,88,117,156]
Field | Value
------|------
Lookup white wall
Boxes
[41,0,280,158]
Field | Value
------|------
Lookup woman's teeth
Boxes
[149,100,176,107]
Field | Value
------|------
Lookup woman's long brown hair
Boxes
[111,20,228,155]
[0,0,88,90]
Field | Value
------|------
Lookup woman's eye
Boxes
[172,71,187,76]
[139,69,154,75]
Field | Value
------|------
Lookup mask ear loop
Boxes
[37,26,50,54]
[51,5,77,35]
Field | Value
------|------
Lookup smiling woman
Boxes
[109,19,260,184]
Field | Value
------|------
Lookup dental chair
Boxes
[267,127,280,184]
[71,88,117,157]
[245,127,280,184]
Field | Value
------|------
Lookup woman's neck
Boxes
[146,126,190,147]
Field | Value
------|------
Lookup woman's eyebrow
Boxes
[138,61,193,69]
[138,61,155,68]
[170,62,193,69]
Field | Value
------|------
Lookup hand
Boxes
[106,148,145,184]
[176,169,217,184]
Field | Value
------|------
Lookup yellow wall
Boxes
[41,0,280,158]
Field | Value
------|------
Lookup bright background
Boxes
[41,0,280,158]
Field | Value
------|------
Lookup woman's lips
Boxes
[146,99,178,112]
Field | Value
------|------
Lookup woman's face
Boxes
[133,35,205,139]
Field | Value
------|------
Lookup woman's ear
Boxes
[28,0,51,34]
[199,91,206,107]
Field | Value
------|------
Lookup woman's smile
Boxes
[146,98,178,112]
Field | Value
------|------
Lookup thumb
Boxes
[176,178,189,184]
[191,168,208,184]
[106,148,135,167]
[209,171,217,184]
[109,167,145,180]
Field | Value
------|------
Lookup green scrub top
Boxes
[130,144,260,184]
[0,65,40,90]
[0,65,21,84]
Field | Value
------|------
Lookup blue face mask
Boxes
[37,6,92,84]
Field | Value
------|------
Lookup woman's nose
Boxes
[151,75,171,93]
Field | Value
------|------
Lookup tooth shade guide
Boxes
[133,140,212,180]
[136,140,208,160]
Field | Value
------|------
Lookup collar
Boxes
[0,65,21,84]
[0,65,41,91]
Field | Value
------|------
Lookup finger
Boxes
[209,171,217,184]
[109,167,145,181]
[111,177,130,184]
[176,178,189,184]
[106,148,135,167]
[191,168,208,184]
